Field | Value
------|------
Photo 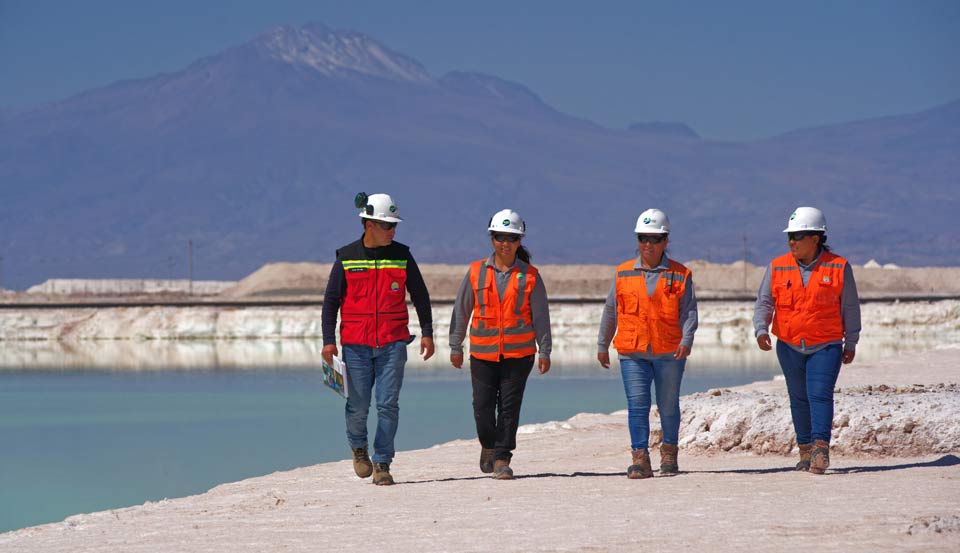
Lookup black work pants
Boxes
[469,355,535,461]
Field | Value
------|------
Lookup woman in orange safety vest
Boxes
[597,208,698,480]
[753,206,861,475]
[448,209,552,480]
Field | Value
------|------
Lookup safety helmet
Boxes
[783,206,826,233]
[487,209,525,235]
[634,208,670,234]
[356,192,402,223]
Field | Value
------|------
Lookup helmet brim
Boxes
[361,214,403,223]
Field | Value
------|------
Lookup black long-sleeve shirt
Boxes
[321,237,433,346]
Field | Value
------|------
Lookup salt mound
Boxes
[221,262,331,297]
[864,259,882,268]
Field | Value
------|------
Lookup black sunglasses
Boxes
[373,221,397,231]
[492,233,521,243]
[787,231,817,241]
[636,234,667,244]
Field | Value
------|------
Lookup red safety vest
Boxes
[613,259,691,355]
[770,251,847,346]
[468,258,538,361]
[340,256,411,347]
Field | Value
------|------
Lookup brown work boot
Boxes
[351,446,373,478]
[372,462,394,486]
[796,443,812,472]
[493,459,514,480]
[479,448,496,474]
[627,448,654,479]
[810,440,830,475]
[660,443,679,475]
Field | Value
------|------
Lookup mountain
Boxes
[1,23,957,289]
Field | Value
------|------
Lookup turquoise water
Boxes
[0,364,777,533]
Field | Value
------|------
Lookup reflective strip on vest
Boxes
[514,260,529,316]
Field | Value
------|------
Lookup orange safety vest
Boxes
[770,251,847,346]
[612,259,691,355]
[468,258,539,361]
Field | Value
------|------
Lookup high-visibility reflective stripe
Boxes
[470,344,500,353]
[820,262,844,269]
[470,327,500,337]
[477,260,488,318]
[503,341,535,351]
[663,272,686,283]
[504,324,534,335]
[342,260,408,267]
[617,270,646,278]
[773,266,796,271]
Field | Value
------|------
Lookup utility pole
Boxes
[188,240,194,296]
[0,255,4,290]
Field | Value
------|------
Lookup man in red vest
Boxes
[322,193,435,486]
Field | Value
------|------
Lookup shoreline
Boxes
[2,347,958,551]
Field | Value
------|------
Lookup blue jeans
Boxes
[342,340,408,464]
[620,357,686,451]
[776,341,842,444]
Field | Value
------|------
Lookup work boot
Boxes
[493,459,514,480]
[627,448,654,479]
[372,462,394,486]
[795,443,812,472]
[810,440,830,475]
[660,443,679,475]
[479,447,496,474]
[351,446,373,478]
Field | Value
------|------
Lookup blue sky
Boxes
[1,0,958,140]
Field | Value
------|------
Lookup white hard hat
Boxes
[634,208,670,234]
[783,206,826,233]
[357,192,402,223]
[487,208,525,235]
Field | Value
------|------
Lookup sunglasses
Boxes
[636,234,667,244]
[373,221,397,231]
[492,233,521,243]
[787,231,816,241]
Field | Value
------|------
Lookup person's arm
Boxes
[841,262,861,357]
[678,275,698,349]
[753,264,774,351]
[448,271,474,368]
[321,258,346,364]
[596,281,617,368]
[405,255,433,339]
[530,275,551,360]
[597,282,618,352]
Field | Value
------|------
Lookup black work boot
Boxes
[493,459,514,480]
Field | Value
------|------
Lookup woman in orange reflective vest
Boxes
[449,209,552,480]
[754,207,860,475]
[597,208,698,479]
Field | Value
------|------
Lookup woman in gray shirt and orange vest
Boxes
[754,207,861,475]
[597,208,698,479]
[449,209,552,480]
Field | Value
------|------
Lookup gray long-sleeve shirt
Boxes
[597,255,698,359]
[449,256,552,359]
[753,249,861,353]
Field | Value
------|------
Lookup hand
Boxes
[538,357,551,374]
[842,349,856,364]
[597,352,610,369]
[321,344,338,366]
[674,345,691,360]
[757,334,772,351]
[420,337,435,361]
[450,353,464,369]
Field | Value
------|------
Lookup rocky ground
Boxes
[2,347,957,552]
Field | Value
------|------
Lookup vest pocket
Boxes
[617,292,639,314]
